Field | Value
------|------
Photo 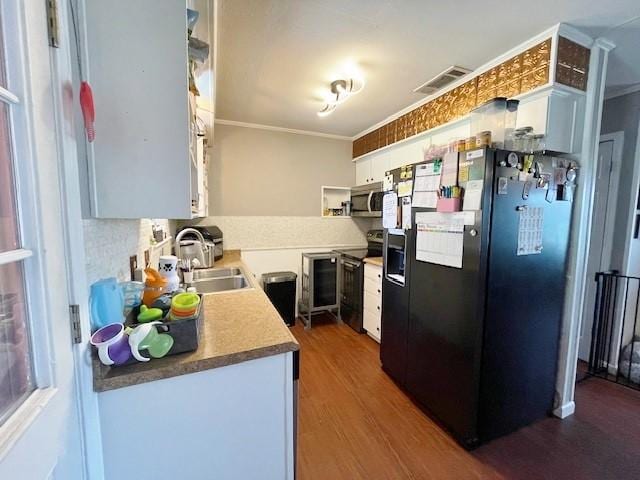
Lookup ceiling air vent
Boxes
[413,65,472,95]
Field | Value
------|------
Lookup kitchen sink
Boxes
[193,267,242,280]
[190,266,253,294]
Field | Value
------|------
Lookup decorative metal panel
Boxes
[556,36,590,91]
[353,38,559,158]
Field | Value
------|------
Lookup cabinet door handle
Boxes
[377,305,380,311]
[377,289,381,293]
[378,274,381,279]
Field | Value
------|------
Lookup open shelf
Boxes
[321,186,351,218]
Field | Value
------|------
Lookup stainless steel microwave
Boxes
[350,182,383,217]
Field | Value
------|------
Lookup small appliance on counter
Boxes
[333,230,384,333]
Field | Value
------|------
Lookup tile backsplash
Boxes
[83,218,172,285]
[185,216,372,250]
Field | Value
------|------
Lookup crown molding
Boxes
[558,23,595,48]
[594,37,616,52]
[214,119,353,141]
[604,83,640,100]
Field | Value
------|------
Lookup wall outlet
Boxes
[129,255,138,281]
[133,268,144,282]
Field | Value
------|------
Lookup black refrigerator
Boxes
[380,164,414,387]
[380,148,575,448]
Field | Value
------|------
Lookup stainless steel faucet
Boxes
[175,228,209,266]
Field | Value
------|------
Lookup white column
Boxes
[553,37,616,418]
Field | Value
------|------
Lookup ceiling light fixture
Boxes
[317,77,365,117]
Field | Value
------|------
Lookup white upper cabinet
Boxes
[370,155,390,183]
[355,157,372,185]
[82,0,216,219]
[516,88,585,154]
[355,155,390,186]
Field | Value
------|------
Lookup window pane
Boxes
[0,261,33,425]
[0,102,19,252]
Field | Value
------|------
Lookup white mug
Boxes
[158,255,180,292]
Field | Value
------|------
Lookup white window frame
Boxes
[0,0,60,456]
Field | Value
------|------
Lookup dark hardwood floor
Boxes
[291,315,640,480]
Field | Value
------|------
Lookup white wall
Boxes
[83,218,173,284]
[210,123,354,216]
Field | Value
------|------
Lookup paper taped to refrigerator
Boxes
[441,152,459,185]
[517,207,544,255]
[415,212,466,268]
[402,196,412,229]
[412,162,441,208]
[462,180,483,211]
[383,192,398,229]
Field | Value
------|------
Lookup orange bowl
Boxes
[170,308,197,318]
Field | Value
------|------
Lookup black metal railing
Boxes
[588,272,640,390]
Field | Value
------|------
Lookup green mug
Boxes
[127,322,174,361]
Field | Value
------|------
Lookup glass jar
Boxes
[476,131,492,148]
[533,134,545,152]
[504,100,519,151]
[513,132,525,152]
[465,136,477,151]
[523,134,535,153]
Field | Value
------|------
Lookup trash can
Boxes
[262,271,297,327]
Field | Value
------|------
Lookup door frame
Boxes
[577,132,624,361]
[48,0,105,478]
[597,132,624,272]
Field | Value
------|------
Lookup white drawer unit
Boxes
[364,276,382,296]
[363,263,383,342]
[364,263,383,282]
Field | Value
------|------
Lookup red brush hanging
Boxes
[80,81,95,142]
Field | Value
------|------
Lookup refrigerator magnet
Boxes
[498,177,508,195]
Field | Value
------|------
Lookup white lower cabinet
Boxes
[363,263,382,342]
[99,352,296,480]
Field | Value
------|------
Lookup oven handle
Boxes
[340,259,360,270]
[367,191,374,214]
